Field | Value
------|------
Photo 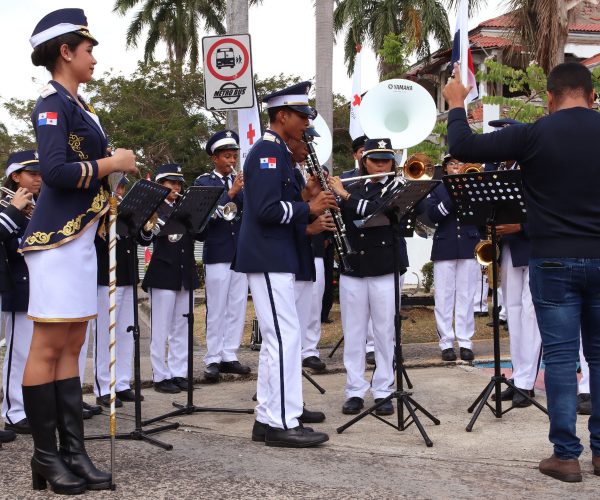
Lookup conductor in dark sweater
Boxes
[443,61,600,483]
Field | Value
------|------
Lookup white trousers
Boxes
[251,273,302,430]
[149,288,189,382]
[434,259,479,350]
[302,257,324,359]
[500,248,542,390]
[366,319,375,353]
[204,263,248,366]
[92,286,134,396]
[473,265,489,313]
[294,279,313,361]
[2,312,33,424]
[340,273,398,400]
[579,337,590,394]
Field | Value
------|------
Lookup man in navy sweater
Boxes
[443,61,599,483]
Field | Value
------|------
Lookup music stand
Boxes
[337,179,441,447]
[442,170,548,432]
[86,179,179,450]
[142,186,254,426]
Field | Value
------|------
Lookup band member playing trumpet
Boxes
[143,164,200,394]
[1,151,40,442]
[194,130,251,382]
[427,154,480,362]
[329,138,408,417]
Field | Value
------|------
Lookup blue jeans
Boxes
[529,258,600,459]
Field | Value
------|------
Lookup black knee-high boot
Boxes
[22,382,87,495]
[55,377,111,490]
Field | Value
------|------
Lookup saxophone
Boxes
[302,132,354,272]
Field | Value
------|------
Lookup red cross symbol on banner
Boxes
[352,94,361,107]
[247,123,256,145]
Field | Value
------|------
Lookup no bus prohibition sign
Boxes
[205,38,250,81]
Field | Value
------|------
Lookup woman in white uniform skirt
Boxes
[20,9,137,495]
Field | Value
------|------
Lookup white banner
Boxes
[237,103,262,164]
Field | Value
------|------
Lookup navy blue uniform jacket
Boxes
[21,81,108,253]
[232,130,310,274]
[141,202,200,292]
[427,183,480,261]
[0,206,30,311]
[194,171,243,264]
[339,178,408,278]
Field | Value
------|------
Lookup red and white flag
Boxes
[349,45,364,140]
[144,247,152,265]
[451,0,478,105]
[238,102,262,164]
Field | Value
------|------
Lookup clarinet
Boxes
[302,132,354,272]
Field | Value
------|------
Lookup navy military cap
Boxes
[263,81,317,120]
[488,118,522,128]
[362,138,395,160]
[30,8,98,49]
[305,120,320,138]
[352,135,368,153]
[206,130,240,156]
[6,150,40,177]
[155,163,184,183]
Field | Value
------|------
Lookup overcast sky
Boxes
[0,0,507,132]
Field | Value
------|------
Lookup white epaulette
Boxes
[263,132,281,144]
[195,173,211,182]
[40,84,57,99]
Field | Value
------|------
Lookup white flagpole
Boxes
[349,45,364,140]
[108,194,117,489]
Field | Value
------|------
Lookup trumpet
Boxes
[143,212,166,236]
[459,163,484,174]
[212,202,238,222]
[0,187,36,219]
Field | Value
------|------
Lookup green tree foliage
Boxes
[113,0,226,72]
[378,33,412,80]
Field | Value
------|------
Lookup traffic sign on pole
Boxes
[202,34,255,110]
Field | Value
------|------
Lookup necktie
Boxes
[223,176,230,189]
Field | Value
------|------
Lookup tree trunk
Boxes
[226,0,249,131]
[315,0,334,168]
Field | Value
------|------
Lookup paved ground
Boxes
[2,365,599,499]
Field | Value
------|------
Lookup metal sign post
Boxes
[202,34,255,111]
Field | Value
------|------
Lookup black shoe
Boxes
[365,351,376,366]
[219,361,251,375]
[321,317,334,324]
[5,418,30,434]
[23,382,87,495]
[491,384,514,402]
[299,406,325,424]
[577,393,592,415]
[251,420,268,442]
[95,394,123,409]
[82,408,93,420]
[204,363,220,382]
[0,428,16,443]
[115,389,143,402]
[265,425,329,448]
[374,398,394,416]
[459,348,475,362]
[441,348,457,361]
[474,311,489,317]
[342,397,364,415]
[486,319,508,327]
[153,379,181,394]
[302,356,326,372]
[82,401,102,416]
[56,378,112,491]
[171,377,190,391]
[512,388,534,408]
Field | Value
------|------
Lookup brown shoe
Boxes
[593,455,600,476]
[539,454,582,482]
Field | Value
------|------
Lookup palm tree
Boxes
[508,0,587,74]
[316,0,334,142]
[113,0,226,71]
[334,0,451,76]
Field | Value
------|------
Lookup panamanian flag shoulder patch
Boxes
[38,112,58,126]
[260,157,277,169]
